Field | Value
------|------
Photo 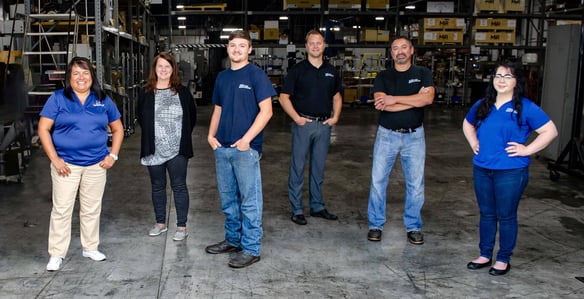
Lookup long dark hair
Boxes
[144,52,182,94]
[474,60,526,128]
[64,56,106,101]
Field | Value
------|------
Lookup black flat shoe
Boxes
[291,214,307,225]
[467,259,492,270]
[489,263,511,276]
[310,209,338,220]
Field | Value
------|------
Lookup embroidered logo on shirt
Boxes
[505,108,518,114]
[93,101,105,107]
[408,79,421,84]
[325,73,334,78]
[239,84,252,90]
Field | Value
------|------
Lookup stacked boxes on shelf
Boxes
[474,0,524,13]
[503,0,525,13]
[264,20,279,41]
[473,18,516,45]
[366,0,390,10]
[283,0,321,9]
[421,18,466,45]
[329,0,361,9]
[360,29,391,43]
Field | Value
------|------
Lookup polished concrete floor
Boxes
[1,103,583,298]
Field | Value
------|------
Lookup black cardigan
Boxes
[137,86,197,159]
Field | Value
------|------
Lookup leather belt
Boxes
[300,113,329,122]
[390,128,416,133]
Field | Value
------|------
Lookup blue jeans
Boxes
[288,121,332,215]
[147,155,190,227]
[367,125,426,232]
[215,147,263,257]
[473,165,529,264]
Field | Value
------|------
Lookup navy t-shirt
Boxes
[280,59,343,117]
[372,65,434,130]
[212,63,276,153]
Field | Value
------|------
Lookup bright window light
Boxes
[375,16,384,21]
[177,16,186,20]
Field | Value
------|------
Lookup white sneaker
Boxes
[46,257,63,271]
[173,230,188,241]
[82,250,106,261]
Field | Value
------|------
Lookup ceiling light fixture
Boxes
[176,5,184,9]
[405,5,416,9]
[178,25,186,29]
[222,28,243,32]
[279,16,288,20]
[177,16,186,20]
[375,16,384,21]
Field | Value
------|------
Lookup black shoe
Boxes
[205,240,242,254]
[407,231,424,245]
[367,229,382,241]
[291,214,307,225]
[228,252,261,268]
[310,209,338,220]
[489,263,511,276]
[467,259,492,270]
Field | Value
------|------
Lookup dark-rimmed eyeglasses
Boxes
[494,74,515,80]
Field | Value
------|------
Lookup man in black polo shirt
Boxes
[279,29,343,225]
[366,36,434,245]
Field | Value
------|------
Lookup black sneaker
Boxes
[228,252,261,268]
[407,231,424,245]
[367,229,382,241]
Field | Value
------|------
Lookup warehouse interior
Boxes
[1,0,584,297]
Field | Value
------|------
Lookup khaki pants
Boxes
[48,162,107,258]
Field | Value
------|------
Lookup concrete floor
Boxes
[1,103,583,298]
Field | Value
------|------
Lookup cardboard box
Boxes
[427,1,455,13]
[422,31,463,44]
[329,0,361,9]
[475,0,502,12]
[504,0,524,12]
[474,19,516,30]
[0,50,22,64]
[264,20,279,29]
[423,18,466,30]
[366,0,390,9]
[343,88,358,103]
[474,31,515,44]
[263,28,279,40]
[283,0,320,9]
[361,29,390,42]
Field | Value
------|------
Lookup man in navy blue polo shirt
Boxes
[279,29,343,225]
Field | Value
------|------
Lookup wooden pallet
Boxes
[180,3,227,11]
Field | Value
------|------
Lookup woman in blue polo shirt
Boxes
[462,61,557,276]
[38,57,124,271]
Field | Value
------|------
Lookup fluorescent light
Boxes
[405,5,415,9]
[178,25,186,29]
[177,16,186,20]
[352,25,361,29]
[176,5,184,9]
[222,27,242,32]
[220,35,229,39]
[375,16,384,21]
[279,16,288,20]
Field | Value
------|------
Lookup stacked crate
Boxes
[283,0,320,9]
[473,18,516,45]
[329,0,361,9]
[360,29,391,43]
[420,18,466,45]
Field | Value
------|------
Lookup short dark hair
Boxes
[64,56,106,101]
[391,36,413,47]
[229,30,252,44]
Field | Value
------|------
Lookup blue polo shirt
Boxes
[465,97,551,170]
[40,89,121,166]
[212,63,276,153]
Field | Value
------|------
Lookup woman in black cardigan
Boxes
[137,52,197,241]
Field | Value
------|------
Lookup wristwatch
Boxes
[109,153,119,161]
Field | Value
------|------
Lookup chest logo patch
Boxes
[93,101,105,107]
[239,84,252,90]
[408,79,421,84]
[324,73,334,78]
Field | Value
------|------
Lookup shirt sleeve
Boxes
[334,68,343,94]
[421,67,434,87]
[105,96,122,122]
[465,100,482,125]
[280,65,298,95]
[524,99,551,130]
[372,70,387,93]
[254,69,277,103]
[211,74,222,106]
[39,93,59,120]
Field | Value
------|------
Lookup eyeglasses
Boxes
[494,74,515,80]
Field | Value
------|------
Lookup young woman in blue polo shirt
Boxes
[463,61,557,276]
[39,57,124,271]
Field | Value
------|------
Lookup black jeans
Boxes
[147,155,190,227]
